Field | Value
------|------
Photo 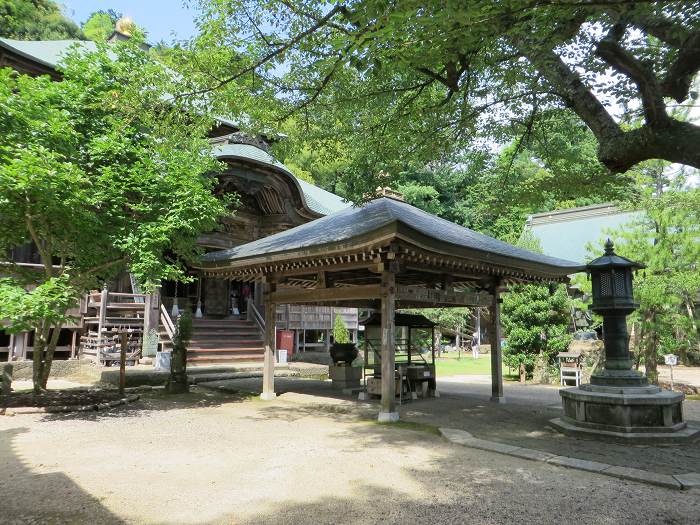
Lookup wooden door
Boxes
[204,278,229,317]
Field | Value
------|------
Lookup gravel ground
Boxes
[1,386,699,524]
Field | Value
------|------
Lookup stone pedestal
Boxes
[551,383,700,443]
[329,364,362,390]
[1,364,13,395]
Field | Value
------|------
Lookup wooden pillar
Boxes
[261,281,277,400]
[96,283,108,363]
[142,289,160,357]
[70,330,77,359]
[490,282,505,403]
[379,270,398,422]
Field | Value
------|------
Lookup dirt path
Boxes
[1,387,699,524]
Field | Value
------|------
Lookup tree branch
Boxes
[177,4,347,99]
[661,31,700,103]
[608,6,700,102]
[519,45,623,143]
[595,28,669,126]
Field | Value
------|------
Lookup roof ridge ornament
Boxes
[604,238,615,255]
[361,171,405,202]
[227,132,271,153]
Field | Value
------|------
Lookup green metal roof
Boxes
[0,38,94,69]
[212,143,351,216]
[525,204,643,263]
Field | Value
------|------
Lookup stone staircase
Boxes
[187,318,265,366]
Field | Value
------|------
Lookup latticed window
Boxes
[613,271,626,296]
[599,273,612,296]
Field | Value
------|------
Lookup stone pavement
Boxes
[405,376,700,476]
[439,427,699,490]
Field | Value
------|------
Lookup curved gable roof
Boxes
[202,197,584,278]
[212,143,351,216]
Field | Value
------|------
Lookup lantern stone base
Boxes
[550,384,700,444]
[329,364,362,390]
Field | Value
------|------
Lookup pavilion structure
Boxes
[200,196,584,421]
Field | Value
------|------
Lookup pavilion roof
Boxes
[201,198,584,284]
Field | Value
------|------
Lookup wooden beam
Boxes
[379,270,398,422]
[489,280,505,403]
[261,281,277,401]
[396,286,492,307]
[271,284,382,305]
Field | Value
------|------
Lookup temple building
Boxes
[0,35,357,366]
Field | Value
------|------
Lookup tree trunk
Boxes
[32,322,50,394]
[521,45,700,173]
[686,299,699,360]
[644,311,659,385]
[434,327,442,358]
[40,324,63,389]
[519,362,526,383]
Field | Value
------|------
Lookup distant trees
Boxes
[501,284,572,382]
[81,10,121,42]
[606,171,700,382]
[0,0,82,40]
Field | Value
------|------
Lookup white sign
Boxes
[664,354,678,366]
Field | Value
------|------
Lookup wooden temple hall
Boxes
[199,196,584,421]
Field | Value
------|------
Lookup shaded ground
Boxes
[223,374,700,476]
[409,376,700,475]
[1,386,699,524]
[1,388,125,409]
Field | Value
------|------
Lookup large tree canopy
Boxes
[0,42,227,391]
[190,0,700,182]
[0,0,82,40]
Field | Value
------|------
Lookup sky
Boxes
[59,0,201,43]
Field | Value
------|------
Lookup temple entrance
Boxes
[203,278,229,317]
[201,278,255,318]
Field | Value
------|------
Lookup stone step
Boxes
[189,346,265,354]
[190,339,263,347]
[192,319,256,326]
[188,354,264,365]
[190,330,261,338]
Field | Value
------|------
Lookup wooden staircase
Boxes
[187,318,265,366]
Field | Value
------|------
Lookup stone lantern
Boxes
[587,239,646,386]
[550,240,699,443]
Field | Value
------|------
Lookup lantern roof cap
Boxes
[587,239,645,271]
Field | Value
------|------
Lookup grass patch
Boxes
[686,395,700,401]
[374,420,441,436]
[434,355,526,382]
[434,354,492,376]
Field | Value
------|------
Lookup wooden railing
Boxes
[160,304,176,341]
[247,298,265,332]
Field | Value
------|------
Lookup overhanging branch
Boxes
[596,32,669,126]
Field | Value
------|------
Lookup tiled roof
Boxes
[203,198,585,278]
